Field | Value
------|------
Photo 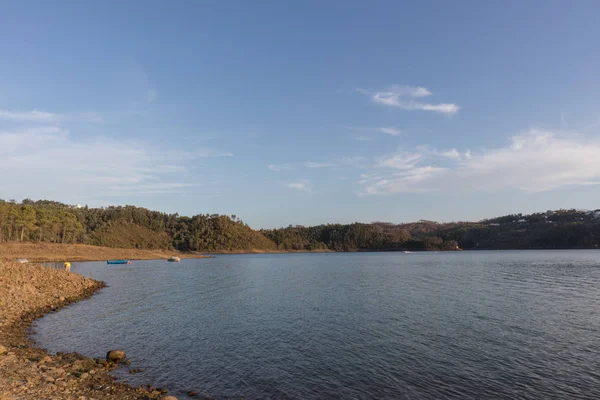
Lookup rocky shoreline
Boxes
[0,261,180,400]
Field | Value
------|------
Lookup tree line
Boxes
[0,199,275,251]
[0,199,458,252]
[2,199,597,252]
[260,223,458,251]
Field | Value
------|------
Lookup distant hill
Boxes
[87,220,172,249]
[0,199,279,252]
[1,199,599,252]
[261,209,600,251]
[435,209,600,250]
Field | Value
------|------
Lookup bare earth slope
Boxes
[0,242,208,262]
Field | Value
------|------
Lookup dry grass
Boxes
[0,242,209,262]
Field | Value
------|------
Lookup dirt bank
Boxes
[0,242,210,263]
[0,261,177,400]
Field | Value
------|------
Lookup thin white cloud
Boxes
[286,180,312,193]
[384,85,432,98]
[349,126,402,141]
[269,158,365,170]
[358,85,459,115]
[378,127,401,136]
[359,130,600,195]
[268,164,293,171]
[348,126,402,136]
[0,108,102,123]
[376,151,424,169]
[0,126,229,200]
[439,148,461,159]
[0,109,57,122]
[197,150,233,157]
[304,161,337,168]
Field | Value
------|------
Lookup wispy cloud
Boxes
[0,126,229,200]
[0,109,57,122]
[0,108,102,123]
[377,127,401,135]
[359,130,600,195]
[348,126,402,140]
[357,85,459,115]
[304,161,337,168]
[268,164,293,171]
[376,151,424,170]
[286,180,312,193]
[269,157,365,171]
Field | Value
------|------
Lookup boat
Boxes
[167,256,181,262]
[15,258,28,263]
[107,260,131,265]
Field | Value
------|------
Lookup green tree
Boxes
[19,205,37,241]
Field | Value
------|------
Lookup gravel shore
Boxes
[0,261,177,400]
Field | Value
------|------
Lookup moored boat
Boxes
[107,260,131,265]
[167,256,181,262]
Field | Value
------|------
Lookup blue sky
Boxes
[2,0,600,228]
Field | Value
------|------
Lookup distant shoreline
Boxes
[3,242,597,265]
[0,242,211,263]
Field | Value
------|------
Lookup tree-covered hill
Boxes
[0,199,277,252]
[434,209,600,250]
[1,199,599,252]
[261,223,457,251]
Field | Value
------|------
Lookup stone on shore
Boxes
[106,349,126,362]
[0,345,7,355]
[161,396,178,400]
[39,355,52,363]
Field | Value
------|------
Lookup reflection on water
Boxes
[34,251,600,399]
[38,261,67,270]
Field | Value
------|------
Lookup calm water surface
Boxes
[33,251,600,399]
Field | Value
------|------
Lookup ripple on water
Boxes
[33,251,600,399]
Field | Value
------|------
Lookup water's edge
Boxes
[17,271,174,399]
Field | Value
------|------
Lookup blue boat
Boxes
[107,260,131,265]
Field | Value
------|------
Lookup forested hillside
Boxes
[433,209,600,250]
[261,209,600,251]
[1,199,599,252]
[261,223,458,251]
[0,199,276,252]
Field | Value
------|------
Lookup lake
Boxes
[33,251,600,399]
